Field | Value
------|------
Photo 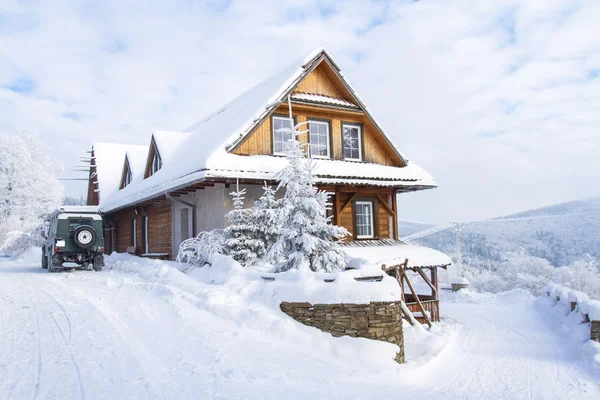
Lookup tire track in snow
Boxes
[473,315,532,400]
[54,281,184,399]
[27,281,85,400]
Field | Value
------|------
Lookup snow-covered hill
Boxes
[412,197,600,268]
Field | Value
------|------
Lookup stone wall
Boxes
[280,301,405,364]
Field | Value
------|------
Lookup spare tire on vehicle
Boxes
[73,225,97,249]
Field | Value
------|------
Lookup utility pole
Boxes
[451,222,466,276]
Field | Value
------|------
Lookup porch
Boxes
[342,239,451,325]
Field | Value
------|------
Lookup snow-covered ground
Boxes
[1,250,599,400]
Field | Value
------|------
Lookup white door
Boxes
[180,207,193,242]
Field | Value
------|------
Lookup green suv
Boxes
[41,206,105,272]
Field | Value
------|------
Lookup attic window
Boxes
[308,120,330,159]
[273,116,294,155]
[342,123,362,161]
[123,167,132,188]
[150,151,162,176]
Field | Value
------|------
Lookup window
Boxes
[308,120,330,158]
[272,116,294,155]
[355,201,374,239]
[130,218,136,247]
[150,150,161,175]
[68,218,92,232]
[142,216,149,254]
[124,167,132,187]
[343,124,362,161]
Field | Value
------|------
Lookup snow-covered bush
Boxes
[176,229,223,271]
[0,229,44,258]
[269,117,349,273]
[461,251,600,299]
[0,131,63,254]
[221,185,265,266]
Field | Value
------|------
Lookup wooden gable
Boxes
[232,58,406,167]
[119,156,132,190]
[86,148,99,206]
[144,137,162,179]
[234,61,405,167]
[293,64,346,99]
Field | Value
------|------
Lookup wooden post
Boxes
[391,190,398,240]
[416,267,437,299]
[402,261,433,328]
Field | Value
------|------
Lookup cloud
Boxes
[0,0,599,224]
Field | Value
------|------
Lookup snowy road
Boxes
[1,254,598,400]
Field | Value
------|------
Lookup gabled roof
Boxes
[120,145,150,188]
[151,130,191,164]
[98,48,435,212]
[91,143,147,203]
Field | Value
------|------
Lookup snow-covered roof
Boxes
[343,243,452,269]
[152,130,191,164]
[92,143,147,203]
[125,146,150,180]
[98,48,436,212]
[291,92,358,108]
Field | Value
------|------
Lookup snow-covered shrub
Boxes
[461,251,600,300]
[176,229,223,271]
[221,185,265,266]
[0,229,44,258]
[0,131,63,245]
[270,117,349,272]
[251,184,281,253]
[554,255,600,300]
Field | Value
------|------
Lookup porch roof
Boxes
[342,241,452,270]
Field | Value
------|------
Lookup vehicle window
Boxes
[68,218,93,232]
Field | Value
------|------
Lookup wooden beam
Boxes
[401,261,432,328]
[416,267,437,298]
[375,194,395,216]
[392,190,398,240]
[340,192,357,213]
[338,186,394,193]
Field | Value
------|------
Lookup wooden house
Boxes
[87,48,450,320]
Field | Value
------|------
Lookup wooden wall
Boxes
[107,198,173,259]
[86,149,99,206]
[235,104,398,166]
[294,65,344,98]
[328,187,395,241]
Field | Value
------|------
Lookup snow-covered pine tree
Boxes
[251,183,281,256]
[270,110,349,273]
[221,181,265,266]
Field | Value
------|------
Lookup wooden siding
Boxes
[107,198,173,259]
[86,149,99,206]
[293,65,344,98]
[326,187,396,241]
[235,104,398,166]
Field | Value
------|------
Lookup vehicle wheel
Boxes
[41,248,48,269]
[47,255,56,273]
[73,225,97,249]
[93,255,104,271]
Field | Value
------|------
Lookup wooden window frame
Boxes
[130,218,137,247]
[353,199,376,239]
[142,216,149,254]
[271,114,297,156]
[307,118,332,159]
[341,122,364,162]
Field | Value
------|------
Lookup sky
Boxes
[1,0,599,224]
